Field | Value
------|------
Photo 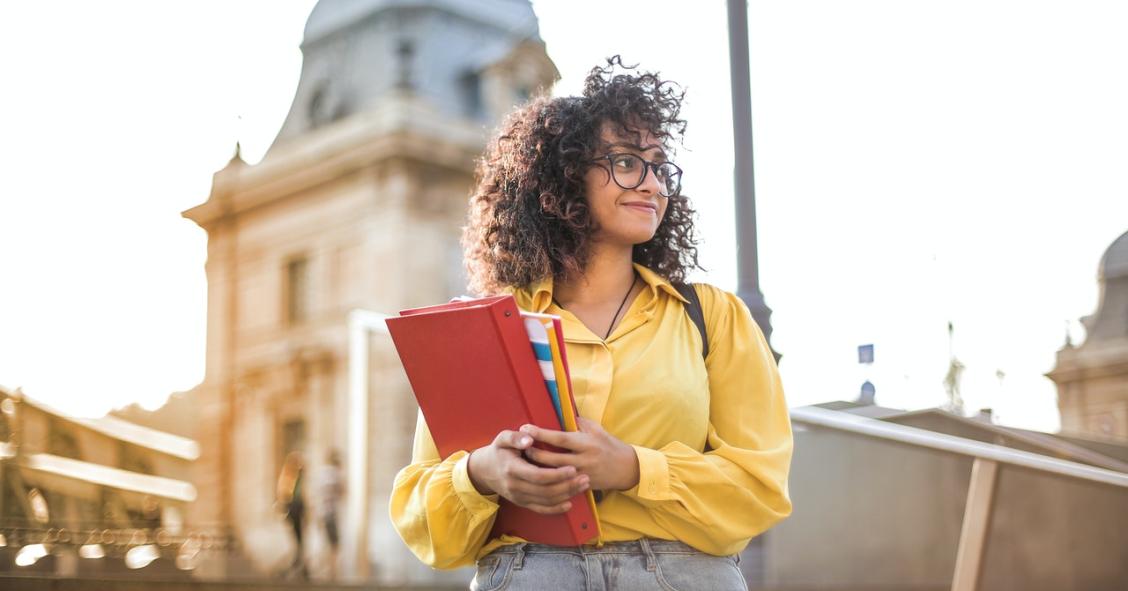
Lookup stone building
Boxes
[1049,229,1128,441]
[0,386,200,577]
[181,0,557,583]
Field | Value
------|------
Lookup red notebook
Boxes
[386,295,600,546]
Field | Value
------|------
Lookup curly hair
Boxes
[462,56,701,295]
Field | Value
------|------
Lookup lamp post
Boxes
[727,0,779,361]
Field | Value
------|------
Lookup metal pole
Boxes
[727,0,779,361]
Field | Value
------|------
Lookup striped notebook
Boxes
[522,313,564,427]
[521,311,604,544]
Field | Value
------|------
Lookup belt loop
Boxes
[512,543,527,570]
[639,538,656,572]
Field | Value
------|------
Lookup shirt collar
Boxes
[634,263,691,304]
[514,263,689,313]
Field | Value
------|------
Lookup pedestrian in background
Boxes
[317,448,345,580]
[276,451,307,580]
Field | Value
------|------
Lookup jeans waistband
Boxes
[490,539,702,557]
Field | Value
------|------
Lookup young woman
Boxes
[391,57,792,590]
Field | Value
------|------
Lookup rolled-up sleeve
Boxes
[389,411,500,569]
[620,286,793,555]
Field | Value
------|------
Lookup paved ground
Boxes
[0,576,465,591]
[0,578,949,591]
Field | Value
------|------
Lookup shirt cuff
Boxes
[625,445,673,501]
[452,452,500,515]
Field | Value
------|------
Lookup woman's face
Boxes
[582,124,670,247]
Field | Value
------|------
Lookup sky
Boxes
[2,1,1126,432]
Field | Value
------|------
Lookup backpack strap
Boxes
[674,283,709,360]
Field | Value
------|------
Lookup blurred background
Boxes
[0,1,1125,589]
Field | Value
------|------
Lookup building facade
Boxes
[1049,229,1128,442]
[181,0,557,583]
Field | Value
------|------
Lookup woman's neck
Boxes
[554,242,636,307]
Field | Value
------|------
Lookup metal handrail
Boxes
[20,452,198,502]
[2,389,199,461]
[791,406,1128,488]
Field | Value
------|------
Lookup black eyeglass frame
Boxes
[589,153,684,198]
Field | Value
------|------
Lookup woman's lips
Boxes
[622,201,658,213]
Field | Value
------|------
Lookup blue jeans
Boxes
[470,539,748,591]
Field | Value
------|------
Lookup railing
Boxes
[20,453,197,502]
[790,406,1128,591]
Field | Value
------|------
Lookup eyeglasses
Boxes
[590,153,683,198]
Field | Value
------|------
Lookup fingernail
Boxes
[520,436,531,446]
[520,424,533,433]
[562,502,572,511]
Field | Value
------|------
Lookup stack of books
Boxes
[386,295,602,546]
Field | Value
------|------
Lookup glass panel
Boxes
[764,427,971,588]
[979,464,1128,589]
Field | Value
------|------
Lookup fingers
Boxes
[575,416,602,434]
[523,500,573,515]
[493,430,533,451]
[508,473,589,508]
[504,456,576,486]
[520,424,585,450]
[488,428,593,512]
[523,446,578,469]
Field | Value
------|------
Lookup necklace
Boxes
[604,272,638,340]
[553,271,638,340]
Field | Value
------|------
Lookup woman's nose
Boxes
[636,164,661,195]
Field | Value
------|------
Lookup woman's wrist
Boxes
[466,448,496,496]
[614,443,641,491]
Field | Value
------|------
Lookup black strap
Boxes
[674,283,708,360]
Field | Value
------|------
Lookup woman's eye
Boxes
[613,156,638,170]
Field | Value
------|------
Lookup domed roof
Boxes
[1099,229,1128,280]
[268,0,552,154]
[303,0,539,44]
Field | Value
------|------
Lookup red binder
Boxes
[386,295,600,546]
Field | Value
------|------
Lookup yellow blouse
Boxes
[389,264,793,569]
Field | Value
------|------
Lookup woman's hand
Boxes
[467,430,591,514]
[521,417,640,492]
